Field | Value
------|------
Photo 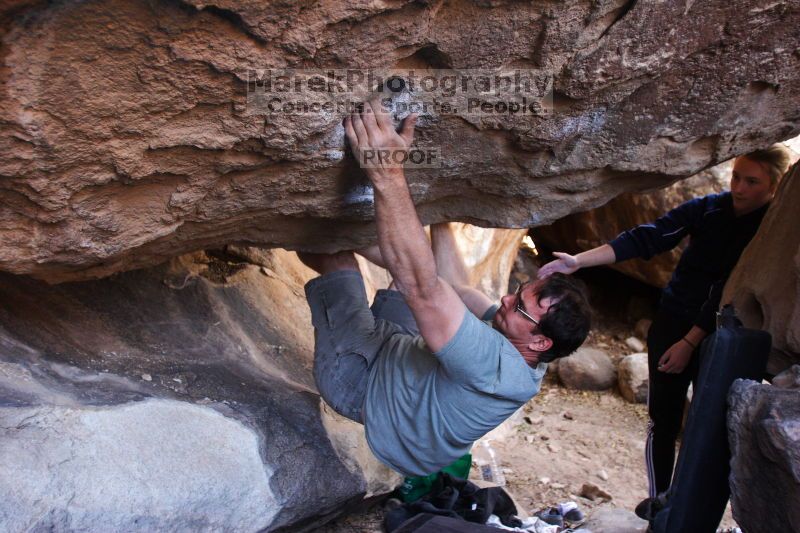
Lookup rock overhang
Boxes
[1,0,799,283]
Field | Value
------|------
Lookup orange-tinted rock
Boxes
[2,1,800,282]
[449,224,527,301]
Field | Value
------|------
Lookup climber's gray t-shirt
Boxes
[364,305,547,477]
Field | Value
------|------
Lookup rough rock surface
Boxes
[727,379,800,533]
[0,249,400,532]
[723,162,800,374]
[558,347,616,391]
[0,399,279,531]
[451,224,527,301]
[618,352,649,404]
[533,165,729,287]
[773,365,800,390]
[2,1,800,283]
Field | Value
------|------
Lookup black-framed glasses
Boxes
[514,283,540,326]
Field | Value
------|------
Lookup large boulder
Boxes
[558,347,616,391]
[2,1,800,283]
[618,352,649,404]
[723,161,800,374]
[0,399,280,531]
[727,379,800,533]
[0,249,400,532]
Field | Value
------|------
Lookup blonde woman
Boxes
[538,144,792,510]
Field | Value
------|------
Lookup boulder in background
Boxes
[558,347,616,391]
[618,353,649,404]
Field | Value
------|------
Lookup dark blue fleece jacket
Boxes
[609,192,768,333]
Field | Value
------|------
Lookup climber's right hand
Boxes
[537,252,580,278]
[344,98,418,185]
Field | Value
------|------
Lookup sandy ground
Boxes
[498,381,651,516]
[317,319,738,532]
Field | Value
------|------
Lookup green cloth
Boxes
[398,453,473,503]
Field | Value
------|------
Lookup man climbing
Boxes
[297,99,592,476]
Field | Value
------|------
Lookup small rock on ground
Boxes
[580,482,613,501]
[618,353,649,404]
[625,336,645,352]
[558,348,616,391]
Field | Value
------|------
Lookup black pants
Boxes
[645,308,701,497]
[652,311,771,533]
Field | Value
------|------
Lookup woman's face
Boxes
[730,156,775,216]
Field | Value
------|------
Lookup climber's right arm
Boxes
[344,99,465,352]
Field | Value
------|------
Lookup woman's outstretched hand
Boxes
[537,252,580,278]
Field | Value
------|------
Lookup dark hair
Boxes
[535,273,592,362]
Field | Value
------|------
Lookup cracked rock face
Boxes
[2,0,800,282]
[727,379,800,533]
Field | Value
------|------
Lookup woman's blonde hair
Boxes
[739,143,793,185]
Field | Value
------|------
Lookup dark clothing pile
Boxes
[385,473,520,532]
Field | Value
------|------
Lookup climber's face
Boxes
[730,156,776,216]
[494,280,554,365]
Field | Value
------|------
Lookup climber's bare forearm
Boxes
[372,172,465,351]
[372,172,437,297]
[450,285,494,319]
[430,223,470,287]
